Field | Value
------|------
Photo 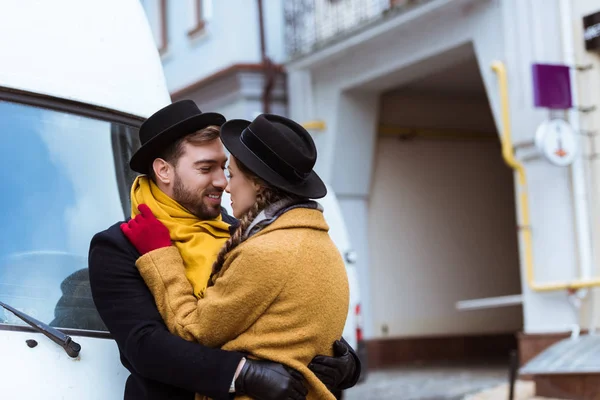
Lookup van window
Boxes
[0,100,139,332]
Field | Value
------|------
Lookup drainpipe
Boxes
[492,62,600,292]
[559,0,595,332]
[257,0,276,114]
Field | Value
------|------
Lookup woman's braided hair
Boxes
[209,158,301,285]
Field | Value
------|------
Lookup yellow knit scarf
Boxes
[130,176,231,298]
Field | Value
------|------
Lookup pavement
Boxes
[465,381,564,400]
[342,365,567,399]
[343,363,509,400]
[339,363,566,400]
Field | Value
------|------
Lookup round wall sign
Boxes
[534,119,578,167]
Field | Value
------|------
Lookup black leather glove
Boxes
[308,339,361,392]
[235,359,308,400]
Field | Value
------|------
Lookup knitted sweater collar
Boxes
[243,199,323,239]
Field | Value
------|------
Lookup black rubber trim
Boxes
[0,85,144,127]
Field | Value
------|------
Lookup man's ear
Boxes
[153,158,172,184]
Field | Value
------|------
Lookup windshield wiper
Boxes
[0,300,81,358]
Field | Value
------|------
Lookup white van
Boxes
[318,188,367,376]
[0,1,364,398]
[0,1,169,398]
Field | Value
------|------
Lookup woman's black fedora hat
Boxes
[129,100,226,174]
[220,113,327,199]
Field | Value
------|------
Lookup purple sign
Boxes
[532,63,572,109]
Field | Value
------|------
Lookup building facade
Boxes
[141,0,600,391]
[285,0,600,377]
[576,0,600,341]
[140,0,287,119]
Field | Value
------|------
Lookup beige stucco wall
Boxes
[367,91,523,338]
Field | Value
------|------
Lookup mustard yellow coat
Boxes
[136,208,350,400]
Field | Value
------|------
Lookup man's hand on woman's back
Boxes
[234,337,360,400]
[309,339,360,391]
[235,359,308,400]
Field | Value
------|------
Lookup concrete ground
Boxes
[465,381,564,400]
[343,363,510,400]
[341,363,565,400]
[344,365,559,400]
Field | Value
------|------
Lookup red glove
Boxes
[120,204,172,255]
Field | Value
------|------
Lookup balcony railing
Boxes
[285,0,434,59]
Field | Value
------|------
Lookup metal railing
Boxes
[284,0,433,59]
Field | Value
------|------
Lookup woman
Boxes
[124,114,349,400]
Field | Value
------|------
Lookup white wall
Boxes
[290,0,517,338]
[288,0,584,336]
[572,0,600,331]
[141,0,286,93]
[204,97,248,121]
[367,92,523,338]
[173,69,288,121]
[264,1,286,64]
[369,138,523,337]
[499,0,580,334]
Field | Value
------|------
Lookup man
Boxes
[89,100,360,400]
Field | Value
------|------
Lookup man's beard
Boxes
[172,173,222,220]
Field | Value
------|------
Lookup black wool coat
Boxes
[88,211,242,400]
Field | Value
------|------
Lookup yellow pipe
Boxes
[301,120,326,131]
[492,61,600,292]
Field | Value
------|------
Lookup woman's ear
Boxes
[251,179,263,193]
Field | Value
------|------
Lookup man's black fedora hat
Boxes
[220,114,327,199]
[129,100,226,174]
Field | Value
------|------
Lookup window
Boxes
[0,100,140,332]
[145,0,169,54]
[187,0,212,37]
[390,0,418,7]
